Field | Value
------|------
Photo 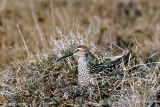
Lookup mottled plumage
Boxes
[57,45,134,86]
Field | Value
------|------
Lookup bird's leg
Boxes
[88,86,95,100]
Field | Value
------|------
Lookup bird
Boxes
[57,45,134,86]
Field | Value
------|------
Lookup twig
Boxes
[32,11,45,47]
[108,24,112,57]
[17,24,30,57]
[148,52,160,59]
[51,0,55,37]
[126,62,160,71]
[32,11,43,36]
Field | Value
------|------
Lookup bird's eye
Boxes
[77,49,79,51]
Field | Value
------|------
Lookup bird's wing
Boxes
[89,63,116,76]
[89,50,135,76]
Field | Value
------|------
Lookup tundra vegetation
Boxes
[0,0,159,106]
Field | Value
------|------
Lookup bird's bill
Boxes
[57,53,74,61]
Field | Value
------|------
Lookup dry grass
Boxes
[0,0,160,64]
[0,0,160,106]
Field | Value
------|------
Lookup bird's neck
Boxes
[78,54,91,66]
[77,54,92,86]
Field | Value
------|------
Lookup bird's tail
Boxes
[111,50,135,67]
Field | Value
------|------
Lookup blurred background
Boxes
[0,0,160,65]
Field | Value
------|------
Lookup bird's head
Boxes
[57,45,89,61]
[73,45,89,57]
